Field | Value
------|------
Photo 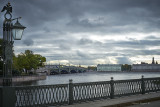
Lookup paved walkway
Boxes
[56,92,160,107]
[128,100,160,107]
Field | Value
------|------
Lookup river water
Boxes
[23,71,160,86]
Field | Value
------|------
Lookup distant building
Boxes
[97,64,122,72]
[132,57,160,72]
[152,57,155,64]
[132,64,160,72]
[141,62,148,64]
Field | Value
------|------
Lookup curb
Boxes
[103,97,160,107]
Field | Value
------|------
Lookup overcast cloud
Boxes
[0,0,160,66]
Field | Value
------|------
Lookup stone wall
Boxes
[0,74,46,85]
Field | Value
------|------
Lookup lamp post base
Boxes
[3,78,12,86]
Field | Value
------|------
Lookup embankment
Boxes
[0,74,46,85]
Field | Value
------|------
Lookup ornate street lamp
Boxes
[12,18,26,40]
[1,2,26,86]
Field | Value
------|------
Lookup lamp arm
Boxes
[12,17,22,21]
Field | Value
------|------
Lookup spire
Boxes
[152,57,155,64]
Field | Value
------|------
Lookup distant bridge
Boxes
[36,65,87,75]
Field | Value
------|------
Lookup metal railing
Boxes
[72,81,111,102]
[15,84,68,107]
[0,76,160,107]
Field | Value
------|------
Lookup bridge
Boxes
[36,65,87,75]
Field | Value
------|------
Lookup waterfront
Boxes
[14,73,160,106]
[16,71,160,86]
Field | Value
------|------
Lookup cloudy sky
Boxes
[0,0,160,66]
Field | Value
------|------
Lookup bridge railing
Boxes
[0,76,160,107]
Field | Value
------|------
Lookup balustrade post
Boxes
[0,87,16,107]
[68,79,73,105]
[141,75,145,94]
[110,77,114,99]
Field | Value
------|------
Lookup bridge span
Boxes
[36,65,87,75]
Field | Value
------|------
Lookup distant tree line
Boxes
[88,66,97,71]
[121,64,131,71]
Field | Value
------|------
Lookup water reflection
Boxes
[14,72,160,86]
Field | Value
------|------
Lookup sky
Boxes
[0,0,160,66]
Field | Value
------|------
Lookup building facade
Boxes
[97,64,122,72]
[132,57,160,72]
[132,64,160,72]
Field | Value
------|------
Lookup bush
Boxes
[12,69,21,76]
[29,72,33,75]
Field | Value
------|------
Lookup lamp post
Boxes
[1,2,26,86]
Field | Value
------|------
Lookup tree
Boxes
[34,54,46,67]
[88,66,97,71]
[13,50,46,73]
[121,64,131,71]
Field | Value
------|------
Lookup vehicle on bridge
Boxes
[61,70,68,74]
[50,70,59,75]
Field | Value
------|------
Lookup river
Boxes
[18,71,160,86]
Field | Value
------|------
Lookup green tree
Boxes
[121,64,131,71]
[34,54,46,67]
[88,66,97,71]
[14,50,46,74]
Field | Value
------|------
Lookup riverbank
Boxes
[0,74,46,85]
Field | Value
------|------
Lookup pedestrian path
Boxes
[128,100,160,107]
[57,92,160,107]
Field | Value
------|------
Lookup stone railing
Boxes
[0,76,160,107]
